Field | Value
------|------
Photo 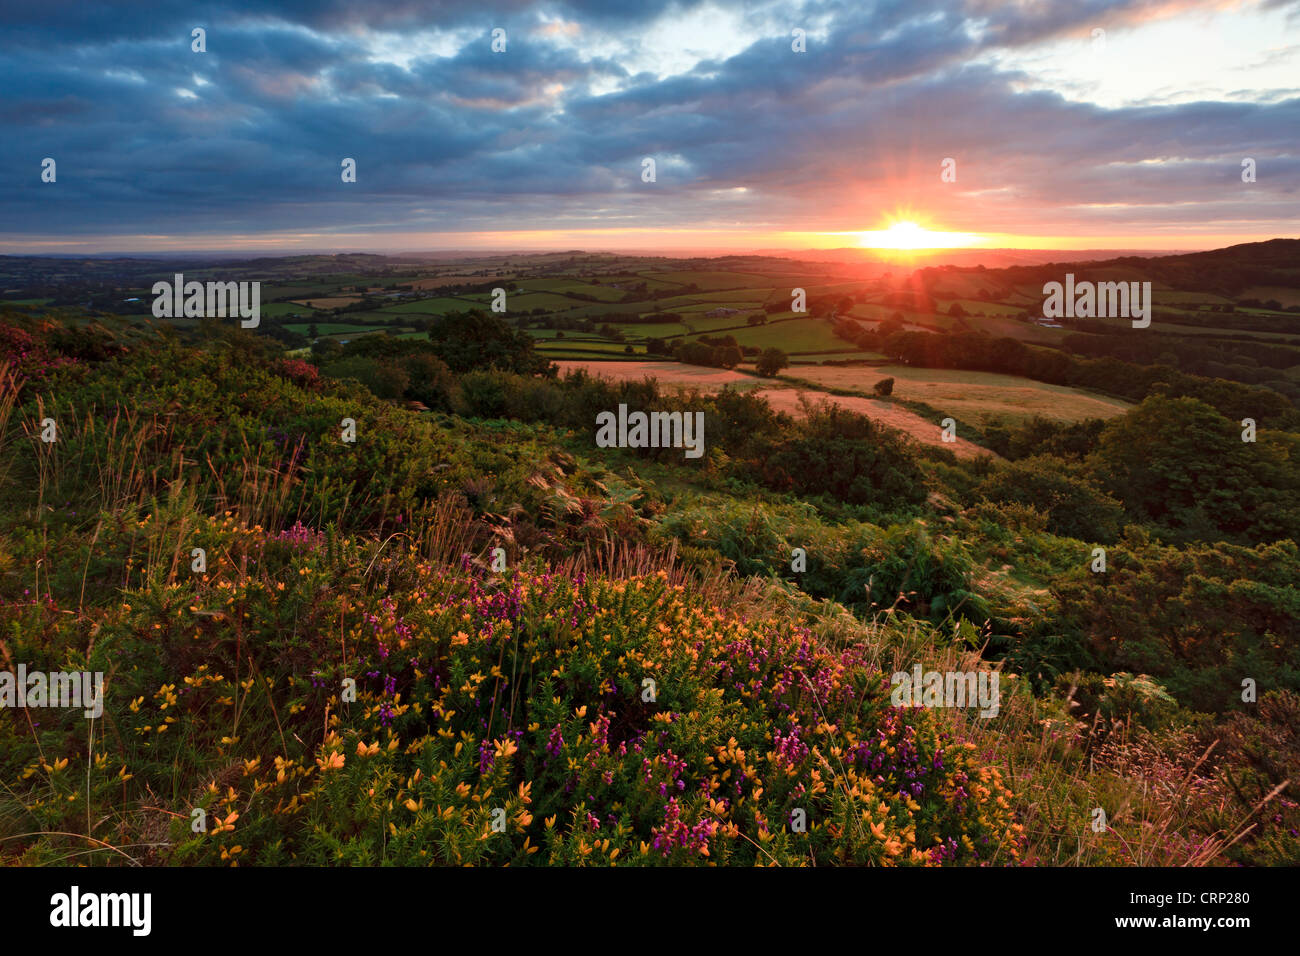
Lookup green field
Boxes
[970,315,1068,342]
[380,297,480,314]
[672,302,750,314]
[262,283,344,299]
[313,328,394,342]
[284,322,380,334]
[622,322,693,339]
[537,339,637,355]
[515,278,628,301]
[640,270,780,290]
[529,330,615,341]
[260,302,325,317]
[560,301,657,318]
[536,345,642,360]
[1155,290,1237,306]
[622,275,685,291]
[937,298,1019,316]
[785,352,882,365]
[505,291,587,311]
[286,322,414,338]
[687,317,850,353]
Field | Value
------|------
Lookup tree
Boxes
[756,347,789,377]
[1087,394,1300,544]
[427,308,549,375]
[716,345,744,369]
[311,337,343,363]
[873,376,895,397]
[747,312,767,326]
[877,315,907,340]
[402,352,456,411]
[675,341,717,367]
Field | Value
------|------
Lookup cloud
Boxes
[0,0,1294,247]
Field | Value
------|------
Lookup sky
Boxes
[1,0,1297,255]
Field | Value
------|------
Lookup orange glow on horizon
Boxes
[852,220,983,250]
[0,226,1289,256]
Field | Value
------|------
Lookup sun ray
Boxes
[856,220,982,250]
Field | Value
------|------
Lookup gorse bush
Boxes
[656,503,994,628]
[978,456,1125,543]
[2,511,1023,866]
[1051,536,1300,714]
[322,355,410,400]
[1086,394,1300,545]
[5,332,614,554]
[751,399,928,508]
[4,316,1298,867]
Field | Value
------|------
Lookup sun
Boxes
[862,221,931,249]
[856,220,981,250]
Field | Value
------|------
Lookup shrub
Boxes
[401,352,457,411]
[979,456,1124,542]
[1087,394,1300,544]
[278,358,320,388]
[1050,537,1300,713]
[323,356,409,400]
[753,400,928,508]
[756,348,789,377]
[457,370,510,419]
[0,519,1023,866]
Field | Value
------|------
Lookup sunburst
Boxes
[856,220,981,250]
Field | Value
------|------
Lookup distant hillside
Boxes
[928,238,1300,297]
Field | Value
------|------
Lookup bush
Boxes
[1211,691,1300,865]
[1087,394,1300,544]
[456,370,510,419]
[428,309,550,375]
[323,356,409,400]
[0,516,1023,866]
[753,400,928,508]
[1049,537,1300,713]
[979,456,1125,542]
[401,352,457,411]
[756,347,789,377]
[278,358,320,388]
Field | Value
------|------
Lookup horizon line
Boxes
[5,240,1296,261]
